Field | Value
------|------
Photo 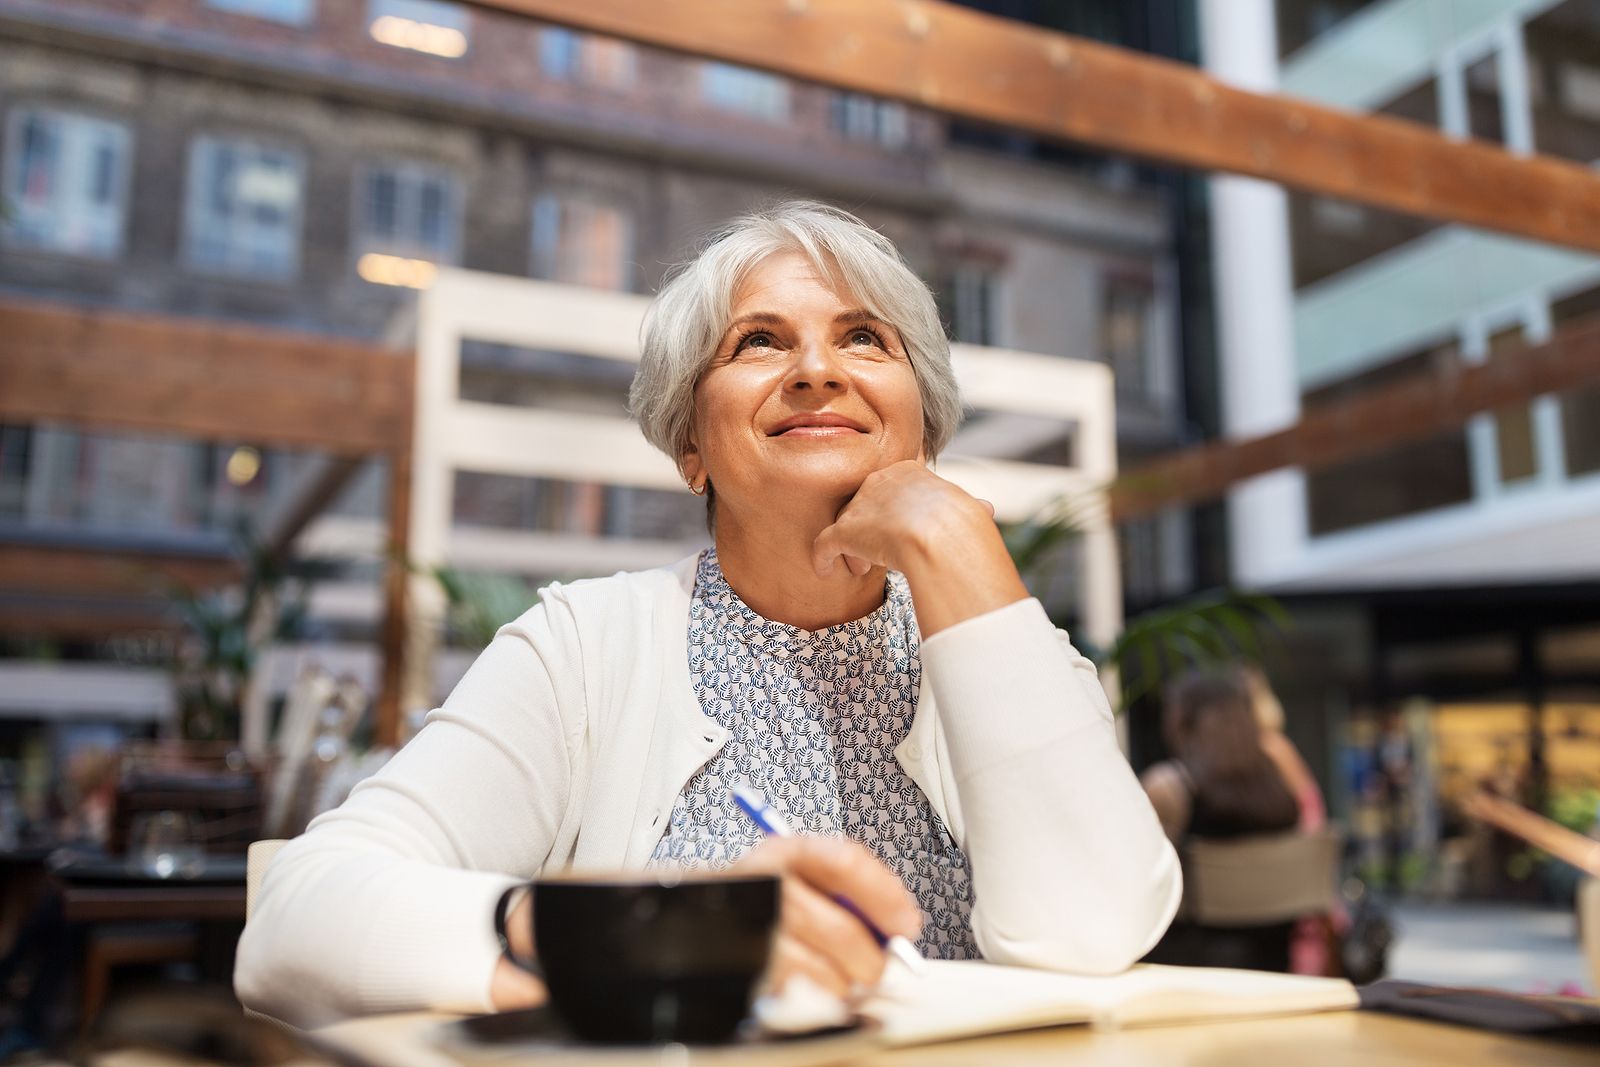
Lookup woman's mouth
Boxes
[767,414,869,436]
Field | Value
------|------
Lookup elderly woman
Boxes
[235,201,1179,1026]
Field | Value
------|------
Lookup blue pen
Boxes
[730,783,925,976]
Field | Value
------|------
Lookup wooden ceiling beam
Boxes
[0,543,240,600]
[462,0,1600,254]
[1111,313,1600,523]
[0,298,410,456]
[0,599,177,637]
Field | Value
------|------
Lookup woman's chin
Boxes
[741,466,872,508]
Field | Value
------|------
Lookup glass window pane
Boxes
[186,137,302,277]
[418,179,446,250]
[368,0,469,56]
[1525,0,1600,165]
[1305,341,1474,534]
[19,115,57,204]
[1554,282,1600,476]
[540,27,579,78]
[368,170,398,238]
[531,195,631,290]
[1487,326,1538,484]
[205,0,315,24]
[4,109,128,258]
[90,139,116,204]
[1465,51,1504,145]
[701,62,788,121]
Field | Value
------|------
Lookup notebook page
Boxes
[864,961,1358,1045]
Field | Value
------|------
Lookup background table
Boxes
[314,1007,1597,1067]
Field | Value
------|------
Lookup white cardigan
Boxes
[234,556,1181,1027]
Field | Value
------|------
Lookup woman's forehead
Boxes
[730,250,858,308]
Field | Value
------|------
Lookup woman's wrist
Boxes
[898,512,1028,637]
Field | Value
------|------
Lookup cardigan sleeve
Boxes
[234,591,586,1027]
[918,597,1181,974]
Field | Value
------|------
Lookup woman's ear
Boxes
[680,436,706,492]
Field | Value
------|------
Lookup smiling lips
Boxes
[766,413,869,437]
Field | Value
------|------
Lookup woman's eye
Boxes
[850,330,879,347]
[740,332,772,350]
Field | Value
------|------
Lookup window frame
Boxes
[528,192,636,292]
[1,105,133,261]
[700,62,790,122]
[351,157,462,269]
[1102,276,1158,399]
[366,0,471,57]
[204,0,316,26]
[182,133,307,282]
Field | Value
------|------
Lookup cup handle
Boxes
[495,884,543,978]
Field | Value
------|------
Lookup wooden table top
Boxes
[314,1007,1597,1067]
[63,884,246,924]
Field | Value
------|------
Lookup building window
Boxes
[184,136,304,280]
[701,63,789,121]
[1305,341,1474,536]
[830,93,910,149]
[1103,279,1154,396]
[1553,281,1600,477]
[367,0,469,58]
[540,28,636,89]
[539,27,581,78]
[530,195,633,291]
[205,0,315,25]
[1,108,130,259]
[354,160,459,285]
[0,424,30,521]
[1525,1,1600,165]
[949,265,999,346]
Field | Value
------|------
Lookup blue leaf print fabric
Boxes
[650,548,979,960]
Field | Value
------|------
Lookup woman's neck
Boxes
[712,499,887,631]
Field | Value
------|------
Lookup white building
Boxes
[1201,0,1600,887]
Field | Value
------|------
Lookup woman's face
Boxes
[683,250,924,517]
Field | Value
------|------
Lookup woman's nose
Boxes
[784,338,848,392]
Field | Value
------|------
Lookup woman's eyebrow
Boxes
[833,309,882,326]
[723,311,787,333]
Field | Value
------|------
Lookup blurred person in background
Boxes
[1244,665,1338,975]
[1141,668,1302,971]
[236,201,1180,1026]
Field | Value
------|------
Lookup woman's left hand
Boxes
[812,461,1028,636]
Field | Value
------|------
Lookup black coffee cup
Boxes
[529,872,781,1044]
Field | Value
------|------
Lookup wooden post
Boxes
[375,436,414,749]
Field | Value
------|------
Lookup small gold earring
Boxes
[687,479,707,497]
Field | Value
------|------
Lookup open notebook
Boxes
[862,960,1360,1044]
[412,963,1359,1067]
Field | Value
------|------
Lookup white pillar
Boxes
[1200,0,1307,588]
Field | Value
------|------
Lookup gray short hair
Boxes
[630,201,962,470]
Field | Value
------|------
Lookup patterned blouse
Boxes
[649,548,980,960]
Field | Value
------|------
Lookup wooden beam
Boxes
[374,421,415,747]
[462,0,1600,254]
[262,456,368,559]
[1111,312,1600,522]
[0,298,410,455]
[0,599,176,637]
[0,543,239,599]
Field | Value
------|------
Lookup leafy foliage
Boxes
[158,519,339,740]
[1001,493,1287,713]
[427,566,540,650]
